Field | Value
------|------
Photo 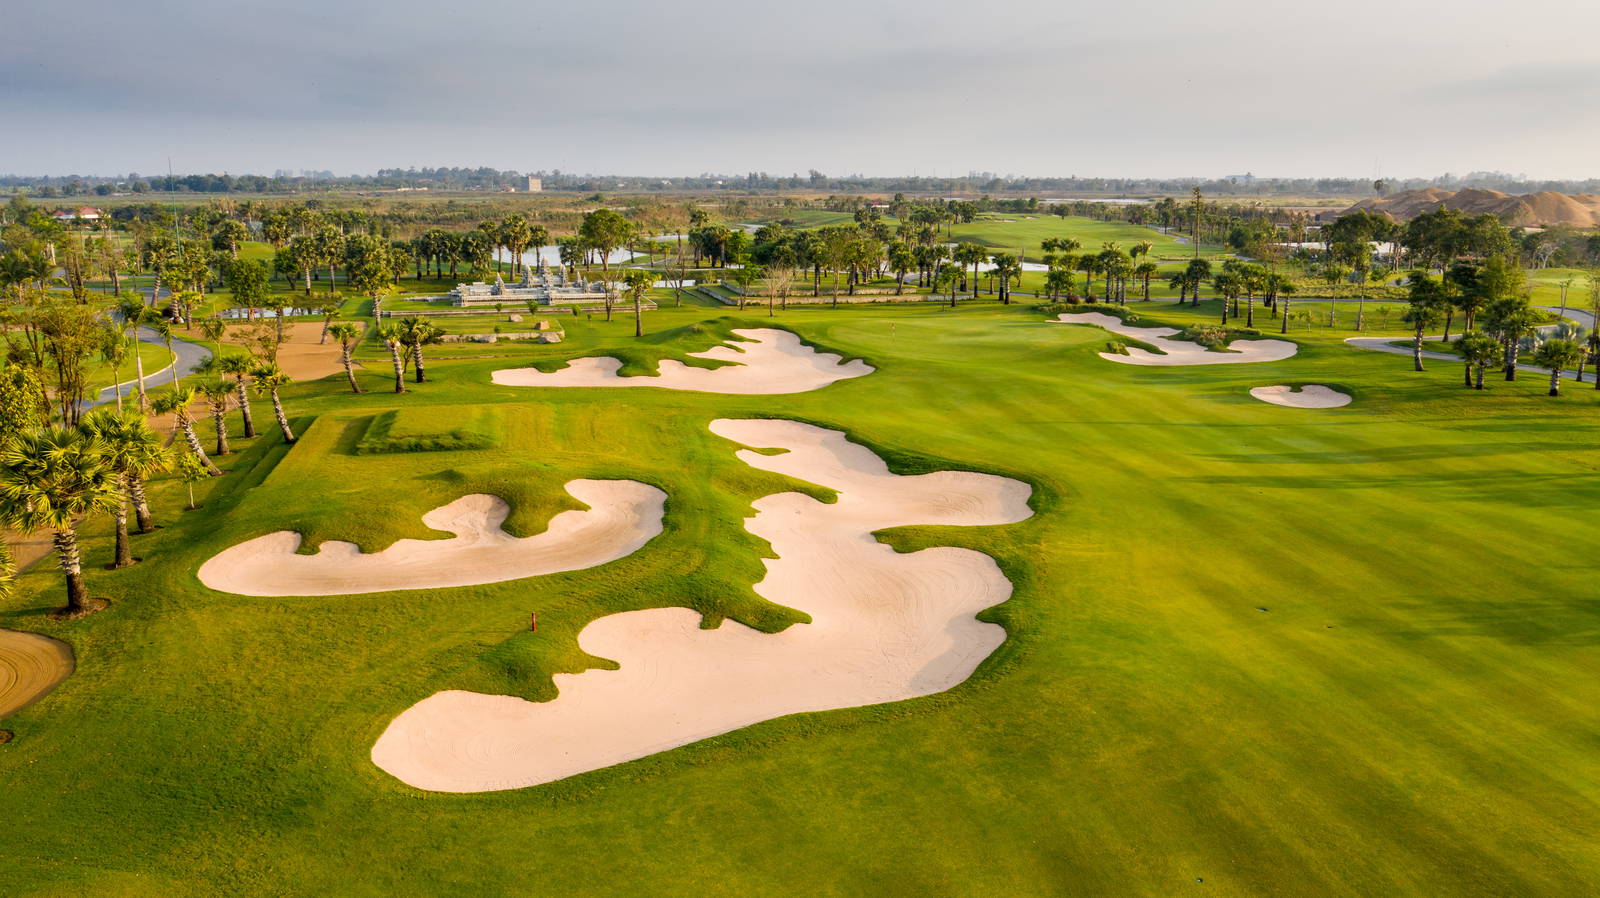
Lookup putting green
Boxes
[2,300,1598,896]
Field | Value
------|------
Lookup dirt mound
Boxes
[1346,189,1600,227]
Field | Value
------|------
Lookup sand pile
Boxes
[1347,188,1600,227]
[1249,385,1352,409]
[490,328,872,394]
[197,480,666,596]
[370,418,1033,792]
[1052,312,1298,365]
[224,321,366,382]
[0,629,74,718]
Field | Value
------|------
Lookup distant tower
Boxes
[525,176,543,193]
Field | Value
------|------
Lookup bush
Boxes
[356,407,503,454]
[1105,340,1129,355]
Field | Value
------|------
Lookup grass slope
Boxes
[2,299,1599,896]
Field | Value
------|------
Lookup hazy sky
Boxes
[7,0,1600,179]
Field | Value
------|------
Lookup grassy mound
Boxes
[356,406,503,454]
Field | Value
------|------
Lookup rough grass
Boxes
[2,298,1600,896]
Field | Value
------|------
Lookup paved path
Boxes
[85,326,212,411]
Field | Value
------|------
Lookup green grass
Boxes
[4,296,1600,895]
[355,406,505,455]
[950,213,1217,263]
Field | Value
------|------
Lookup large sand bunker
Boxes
[1249,385,1352,408]
[197,480,666,597]
[0,629,74,718]
[371,419,1033,792]
[1052,312,1298,365]
[490,328,872,393]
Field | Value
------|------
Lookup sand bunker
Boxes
[371,419,1033,792]
[197,480,666,597]
[1249,385,1352,408]
[0,629,74,718]
[490,328,872,393]
[1052,312,1298,365]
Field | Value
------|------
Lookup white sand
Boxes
[197,480,666,597]
[1249,385,1352,408]
[489,328,872,393]
[371,419,1033,792]
[0,629,74,718]
[1052,311,1298,365]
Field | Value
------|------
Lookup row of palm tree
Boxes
[0,410,197,615]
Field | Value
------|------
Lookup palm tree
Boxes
[197,379,233,456]
[113,296,152,413]
[197,316,228,356]
[152,387,221,475]
[1532,338,1583,396]
[888,242,915,295]
[989,253,1023,305]
[499,214,534,277]
[216,354,257,438]
[953,243,988,297]
[1212,272,1242,324]
[98,326,130,413]
[1134,262,1159,301]
[1482,296,1542,381]
[1403,274,1448,372]
[1077,255,1101,299]
[0,428,122,614]
[620,268,656,337]
[329,322,363,393]
[396,317,442,383]
[1453,332,1502,390]
[78,409,169,563]
[936,262,963,307]
[250,362,296,443]
[150,316,179,386]
[1182,259,1213,306]
[1277,281,1299,334]
[375,323,407,394]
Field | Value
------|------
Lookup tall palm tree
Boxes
[1277,281,1299,334]
[1078,255,1102,300]
[1532,338,1583,396]
[0,428,122,614]
[621,269,656,337]
[216,354,258,438]
[1134,262,1159,301]
[98,326,130,413]
[499,214,534,277]
[329,322,363,393]
[77,409,169,563]
[249,362,296,443]
[375,323,407,394]
[1403,273,1448,372]
[197,379,234,456]
[953,243,988,297]
[150,316,179,386]
[396,317,442,383]
[152,387,221,475]
[989,254,1023,305]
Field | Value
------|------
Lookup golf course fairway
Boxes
[2,300,1597,896]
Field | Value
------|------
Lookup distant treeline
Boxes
[6,168,1600,198]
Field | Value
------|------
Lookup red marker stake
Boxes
[530,612,538,633]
